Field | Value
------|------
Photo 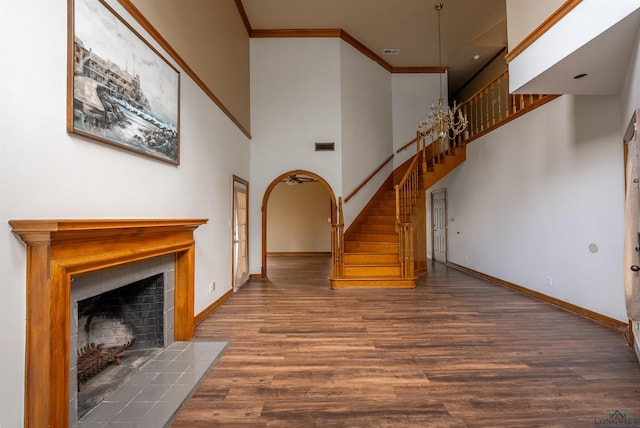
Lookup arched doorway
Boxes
[261,170,337,279]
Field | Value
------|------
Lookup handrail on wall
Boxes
[344,154,394,203]
[396,137,418,154]
[341,69,556,208]
[330,69,554,280]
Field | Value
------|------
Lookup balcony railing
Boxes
[454,70,559,146]
[331,69,555,282]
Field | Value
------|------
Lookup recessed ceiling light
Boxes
[472,54,480,61]
[382,48,400,55]
[573,72,588,79]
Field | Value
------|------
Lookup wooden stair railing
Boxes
[331,182,416,288]
[395,153,421,280]
[330,70,555,288]
[454,70,559,146]
[420,133,467,190]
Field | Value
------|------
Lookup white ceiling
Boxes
[241,1,640,97]
[241,0,507,97]
[511,7,640,96]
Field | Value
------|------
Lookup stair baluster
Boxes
[330,70,555,288]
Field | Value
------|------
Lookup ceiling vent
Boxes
[382,48,400,56]
[315,142,335,152]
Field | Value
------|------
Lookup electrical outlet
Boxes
[547,276,553,287]
[209,282,215,293]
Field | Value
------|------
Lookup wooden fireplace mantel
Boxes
[9,218,208,428]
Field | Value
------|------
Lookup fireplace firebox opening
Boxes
[75,273,167,418]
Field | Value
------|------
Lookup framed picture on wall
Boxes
[67,0,180,165]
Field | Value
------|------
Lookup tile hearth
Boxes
[73,340,228,427]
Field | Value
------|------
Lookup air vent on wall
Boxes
[315,142,335,152]
[382,48,400,55]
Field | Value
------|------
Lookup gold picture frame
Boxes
[67,0,180,164]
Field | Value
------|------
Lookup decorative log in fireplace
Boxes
[77,340,135,388]
[9,219,207,428]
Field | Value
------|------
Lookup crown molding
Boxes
[505,0,583,63]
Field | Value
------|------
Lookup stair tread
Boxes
[330,277,416,289]
[343,253,398,259]
[345,240,399,244]
[344,263,400,268]
[345,251,397,255]
[335,149,464,290]
[332,277,415,280]
[347,238,398,241]
[352,236,397,240]
[344,276,403,279]
[344,256,398,259]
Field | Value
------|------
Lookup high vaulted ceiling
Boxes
[241,0,507,97]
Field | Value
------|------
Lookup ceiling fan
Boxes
[283,174,315,186]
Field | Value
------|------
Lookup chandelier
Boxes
[418,3,468,143]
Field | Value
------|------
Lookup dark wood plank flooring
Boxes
[171,255,640,427]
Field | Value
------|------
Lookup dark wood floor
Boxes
[171,255,640,427]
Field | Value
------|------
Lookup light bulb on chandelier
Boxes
[418,3,468,144]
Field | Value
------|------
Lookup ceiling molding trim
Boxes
[391,66,447,74]
[235,0,253,36]
[117,0,252,139]
[250,29,442,74]
[505,0,583,64]
[339,29,393,72]
[251,28,342,38]
[250,28,394,72]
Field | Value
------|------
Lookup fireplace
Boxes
[9,219,207,428]
[70,255,176,422]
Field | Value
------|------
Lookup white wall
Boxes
[426,94,627,322]
[249,37,342,274]
[340,41,394,226]
[506,0,566,50]
[508,0,640,94]
[0,0,250,425]
[267,182,332,252]
[392,73,443,169]
[621,17,640,124]
[620,22,640,357]
[249,37,414,266]
[454,56,507,103]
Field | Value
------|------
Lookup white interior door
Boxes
[431,189,447,263]
[233,177,249,290]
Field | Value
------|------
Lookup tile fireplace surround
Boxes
[9,219,208,428]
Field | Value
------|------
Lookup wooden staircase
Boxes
[424,145,466,189]
[333,189,415,288]
[330,139,466,289]
[328,70,554,289]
